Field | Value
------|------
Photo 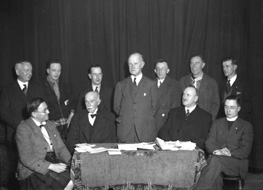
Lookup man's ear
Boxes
[202,62,205,68]
[166,68,170,74]
[154,69,157,74]
[88,74,92,80]
[46,68,50,75]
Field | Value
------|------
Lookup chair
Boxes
[222,173,244,190]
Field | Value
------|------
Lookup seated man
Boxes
[194,95,253,190]
[66,91,117,154]
[158,86,212,150]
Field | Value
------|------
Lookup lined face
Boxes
[16,62,32,82]
[224,99,240,119]
[33,102,50,123]
[128,54,144,76]
[89,67,103,85]
[85,92,101,113]
[190,56,205,76]
[154,62,169,80]
[222,60,237,79]
[182,87,198,108]
[47,63,61,81]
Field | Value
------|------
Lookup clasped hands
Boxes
[213,147,231,156]
[48,163,68,173]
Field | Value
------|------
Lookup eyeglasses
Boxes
[35,108,49,114]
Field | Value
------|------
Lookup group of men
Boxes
[0,52,253,190]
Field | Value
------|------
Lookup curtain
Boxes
[0,0,262,169]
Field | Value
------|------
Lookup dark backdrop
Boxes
[0,0,262,169]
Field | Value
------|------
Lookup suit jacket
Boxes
[42,79,74,121]
[66,109,117,154]
[179,73,220,120]
[15,118,71,180]
[218,75,253,122]
[205,117,253,178]
[158,106,212,150]
[154,76,182,132]
[114,75,157,143]
[75,83,114,113]
[0,80,45,142]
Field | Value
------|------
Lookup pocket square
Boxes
[144,93,147,96]
[236,91,242,95]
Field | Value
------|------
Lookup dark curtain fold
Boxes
[0,0,262,169]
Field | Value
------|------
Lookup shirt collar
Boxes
[185,105,197,113]
[31,118,46,127]
[88,108,98,115]
[92,84,101,91]
[192,72,203,81]
[226,116,238,121]
[158,78,165,84]
[17,79,28,90]
[131,73,143,85]
[228,74,237,86]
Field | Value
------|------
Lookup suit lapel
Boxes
[79,113,92,142]
[14,82,27,103]
[199,74,208,97]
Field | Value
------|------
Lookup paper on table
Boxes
[108,149,122,155]
[136,143,155,150]
[118,144,137,151]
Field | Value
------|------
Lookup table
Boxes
[71,143,206,190]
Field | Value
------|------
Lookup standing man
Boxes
[0,61,44,189]
[42,59,75,142]
[194,95,253,190]
[114,52,157,143]
[158,86,212,151]
[66,91,117,154]
[179,55,220,120]
[75,64,114,113]
[154,59,181,132]
[218,57,253,123]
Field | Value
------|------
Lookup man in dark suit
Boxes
[0,61,44,189]
[158,86,212,150]
[179,55,220,120]
[218,57,253,123]
[66,91,117,154]
[194,95,253,190]
[42,60,75,141]
[154,59,181,132]
[114,52,157,143]
[75,64,114,113]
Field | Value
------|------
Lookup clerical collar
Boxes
[17,79,28,90]
[131,73,143,84]
[185,105,197,113]
[192,72,203,81]
[226,116,238,121]
[227,74,237,86]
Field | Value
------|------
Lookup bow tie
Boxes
[90,114,97,118]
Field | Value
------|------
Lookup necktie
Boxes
[91,114,97,118]
[53,82,60,100]
[158,81,162,88]
[22,84,27,95]
[133,77,137,86]
[226,80,231,93]
[40,125,53,151]
[186,109,190,116]
[95,86,99,93]
[191,76,196,87]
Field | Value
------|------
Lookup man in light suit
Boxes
[194,95,253,190]
[154,59,182,132]
[114,52,157,143]
[66,91,117,154]
[218,57,253,123]
[75,64,114,113]
[179,55,220,120]
[0,61,44,189]
[158,86,212,150]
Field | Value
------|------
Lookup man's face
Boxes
[47,63,61,81]
[182,87,198,108]
[16,62,32,82]
[89,67,103,86]
[154,62,170,80]
[190,56,205,76]
[224,99,240,119]
[128,54,144,76]
[85,92,101,113]
[33,102,49,123]
[222,60,237,79]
